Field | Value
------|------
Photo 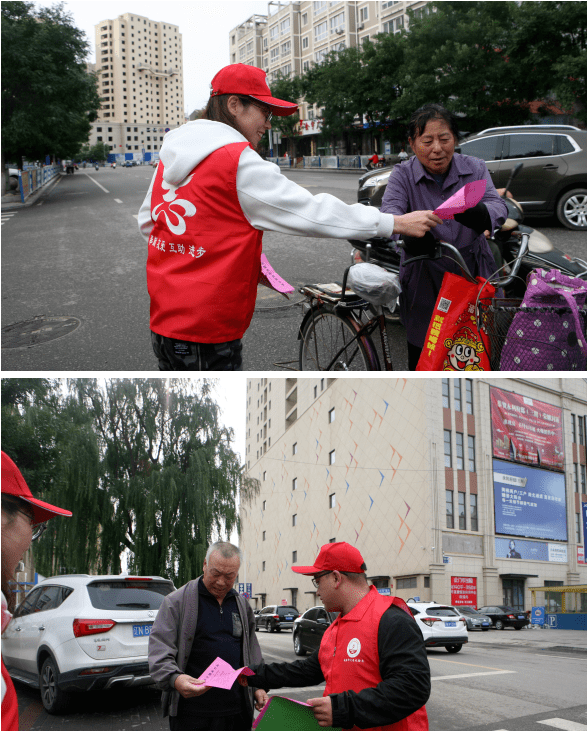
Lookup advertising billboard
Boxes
[493,459,567,541]
[451,577,477,605]
[495,538,568,562]
[490,387,564,471]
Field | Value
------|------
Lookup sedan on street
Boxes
[451,605,492,631]
[292,606,339,655]
[477,605,530,630]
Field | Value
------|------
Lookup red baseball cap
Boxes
[292,542,366,575]
[1,451,72,524]
[210,63,298,117]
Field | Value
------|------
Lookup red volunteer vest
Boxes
[1,658,18,731]
[147,141,263,343]
[318,587,429,731]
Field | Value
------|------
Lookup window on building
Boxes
[446,490,454,528]
[360,5,369,22]
[444,430,452,468]
[329,408,335,423]
[292,478,297,491]
[302,35,309,49]
[270,47,279,62]
[292,514,297,526]
[458,492,466,530]
[280,17,290,35]
[262,500,266,511]
[329,493,336,509]
[315,20,328,42]
[293,550,297,563]
[263,531,266,541]
[470,494,478,531]
[321,379,325,391]
[263,471,266,481]
[454,380,462,412]
[468,435,476,472]
[330,12,345,33]
[581,464,586,493]
[313,1,327,13]
[302,12,308,25]
[262,561,266,571]
[456,433,464,470]
[293,442,297,455]
[314,385,318,398]
[576,513,582,544]
[579,415,586,446]
[574,463,579,493]
[329,537,336,543]
[270,24,279,41]
[396,576,417,589]
[572,414,577,443]
[466,379,474,415]
[281,41,291,56]
[329,449,336,464]
[442,378,450,408]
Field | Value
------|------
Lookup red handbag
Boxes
[416,272,495,371]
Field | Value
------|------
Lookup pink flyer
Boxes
[433,180,487,220]
[198,657,254,690]
[258,253,295,298]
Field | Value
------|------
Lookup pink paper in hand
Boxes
[198,657,254,690]
[258,253,295,299]
[433,180,487,220]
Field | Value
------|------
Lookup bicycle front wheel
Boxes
[299,307,377,371]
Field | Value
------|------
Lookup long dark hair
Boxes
[408,103,460,142]
[201,94,254,136]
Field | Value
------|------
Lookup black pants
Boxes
[169,713,251,731]
[407,341,423,371]
[151,332,243,371]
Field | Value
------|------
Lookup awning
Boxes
[499,573,539,578]
[367,575,390,582]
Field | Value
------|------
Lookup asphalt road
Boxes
[14,628,587,731]
[1,167,585,371]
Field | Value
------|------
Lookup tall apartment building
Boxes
[86,13,185,162]
[240,378,587,617]
[229,1,433,154]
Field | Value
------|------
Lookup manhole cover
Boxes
[2,316,81,349]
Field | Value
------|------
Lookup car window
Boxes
[460,136,504,161]
[277,606,298,616]
[427,607,459,617]
[504,133,556,159]
[408,606,420,616]
[458,607,477,615]
[86,580,174,610]
[34,586,66,613]
[316,609,329,622]
[558,136,576,154]
[12,587,44,618]
[499,606,515,612]
[304,608,318,621]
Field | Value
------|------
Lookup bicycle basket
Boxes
[347,263,401,306]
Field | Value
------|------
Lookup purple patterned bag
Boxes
[500,269,587,371]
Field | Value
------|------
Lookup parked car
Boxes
[451,605,492,631]
[406,600,468,653]
[1,574,175,714]
[357,125,586,231]
[255,605,300,632]
[477,605,530,630]
[292,606,339,655]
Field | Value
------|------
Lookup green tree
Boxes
[89,141,111,162]
[1,1,101,170]
[269,72,302,156]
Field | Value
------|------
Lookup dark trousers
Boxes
[169,713,251,731]
[407,341,422,371]
[151,332,243,371]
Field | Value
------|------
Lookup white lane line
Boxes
[132,214,138,219]
[537,720,587,730]
[114,198,122,204]
[83,172,109,193]
[432,670,517,681]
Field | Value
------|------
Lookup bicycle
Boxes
[297,233,530,371]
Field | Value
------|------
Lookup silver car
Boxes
[451,605,492,631]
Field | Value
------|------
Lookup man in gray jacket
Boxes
[148,542,267,731]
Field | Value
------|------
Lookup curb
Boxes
[1,174,62,211]
[470,640,586,654]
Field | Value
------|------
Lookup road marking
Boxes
[432,669,517,681]
[532,654,587,662]
[84,172,109,193]
[132,214,138,219]
[429,658,509,672]
[114,198,122,204]
[537,720,587,730]
[37,201,43,206]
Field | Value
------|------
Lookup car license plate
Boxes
[482,622,489,626]
[132,624,153,637]
[445,621,456,627]
[517,615,525,620]
[285,616,294,621]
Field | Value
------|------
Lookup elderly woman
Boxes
[381,104,508,370]
[1,452,72,731]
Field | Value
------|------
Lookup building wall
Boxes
[86,13,185,159]
[241,378,587,614]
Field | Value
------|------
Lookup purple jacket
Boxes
[381,154,508,348]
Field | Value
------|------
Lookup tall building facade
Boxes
[229,1,433,155]
[240,378,587,616]
[86,13,185,162]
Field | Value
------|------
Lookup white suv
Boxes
[406,600,468,653]
[1,574,175,713]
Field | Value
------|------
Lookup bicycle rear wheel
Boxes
[299,307,377,371]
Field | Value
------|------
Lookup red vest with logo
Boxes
[318,587,429,731]
[147,142,263,343]
[1,658,18,731]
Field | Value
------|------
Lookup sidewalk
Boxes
[1,173,62,211]
[466,626,586,654]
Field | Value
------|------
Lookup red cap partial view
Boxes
[210,63,298,117]
[291,542,366,575]
[1,451,72,524]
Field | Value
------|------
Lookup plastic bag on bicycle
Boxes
[416,272,495,371]
[347,263,401,306]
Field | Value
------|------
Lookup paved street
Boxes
[14,626,586,731]
[2,167,585,371]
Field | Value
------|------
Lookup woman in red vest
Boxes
[138,64,442,370]
[242,542,430,731]
[1,452,72,731]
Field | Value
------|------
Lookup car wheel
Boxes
[482,628,489,632]
[495,619,504,630]
[268,620,274,632]
[40,657,72,714]
[514,626,523,630]
[446,644,462,653]
[556,188,587,230]
[293,633,307,656]
[254,622,259,632]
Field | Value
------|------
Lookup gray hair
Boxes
[205,541,242,563]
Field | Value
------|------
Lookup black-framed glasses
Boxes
[15,507,47,541]
[249,102,273,123]
[311,571,333,589]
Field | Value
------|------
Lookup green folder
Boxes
[253,696,342,731]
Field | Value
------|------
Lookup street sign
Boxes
[238,583,244,594]
[246,583,252,596]
[531,606,545,625]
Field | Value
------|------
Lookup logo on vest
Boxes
[152,174,197,236]
[347,638,361,658]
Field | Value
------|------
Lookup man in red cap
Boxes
[242,542,430,730]
[1,451,72,731]
[139,63,442,371]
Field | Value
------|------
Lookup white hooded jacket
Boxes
[138,119,397,242]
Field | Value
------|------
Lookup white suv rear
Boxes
[1,574,175,713]
[406,600,468,653]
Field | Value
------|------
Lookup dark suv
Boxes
[357,125,586,231]
[255,605,300,632]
